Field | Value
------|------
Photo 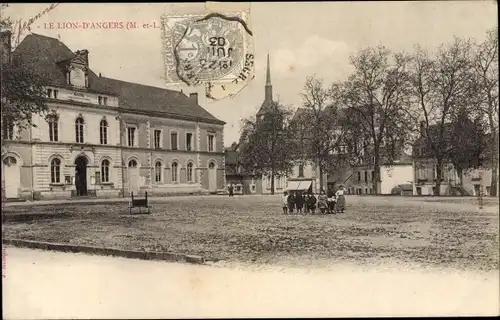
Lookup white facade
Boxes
[28,88,123,199]
[380,165,414,194]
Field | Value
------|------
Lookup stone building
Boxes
[412,121,492,196]
[343,150,414,195]
[1,33,226,200]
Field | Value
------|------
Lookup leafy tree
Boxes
[1,8,50,155]
[239,101,297,194]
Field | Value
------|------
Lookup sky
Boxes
[4,1,497,146]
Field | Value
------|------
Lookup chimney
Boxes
[75,49,89,66]
[1,30,12,65]
[189,92,198,104]
[419,121,425,137]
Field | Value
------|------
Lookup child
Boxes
[304,193,309,214]
[335,185,346,213]
[318,189,327,214]
[282,191,289,214]
[287,191,296,214]
[326,188,336,214]
[307,193,317,214]
[295,191,304,214]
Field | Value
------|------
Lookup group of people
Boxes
[282,186,346,215]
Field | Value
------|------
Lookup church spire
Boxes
[256,52,275,118]
[265,52,273,101]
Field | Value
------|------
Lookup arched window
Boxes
[128,159,138,168]
[75,116,84,143]
[298,164,304,177]
[100,119,108,145]
[186,162,194,183]
[51,158,61,183]
[3,156,17,167]
[155,161,162,183]
[101,159,110,183]
[48,115,59,142]
[171,162,178,183]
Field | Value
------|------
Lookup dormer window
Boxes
[71,68,86,88]
[46,89,58,99]
[98,96,108,106]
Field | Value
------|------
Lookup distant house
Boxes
[412,121,492,196]
[224,143,257,195]
[344,148,414,195]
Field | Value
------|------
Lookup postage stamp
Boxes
[161,11,255,100]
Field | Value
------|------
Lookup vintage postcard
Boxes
[1,1,499,319]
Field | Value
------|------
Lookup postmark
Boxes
[161,11,255,100]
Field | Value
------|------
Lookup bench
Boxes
[129,191,152,215]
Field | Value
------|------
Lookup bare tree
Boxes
[409,38,477,195]
[297,75,348,190]
[474,28,499,196]
[239,101,297,194]
[338,46,413,194]
[448,108,489,185]
[1,9,50,155]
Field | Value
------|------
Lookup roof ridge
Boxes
[28,33,61,41]
[100,76,184,96]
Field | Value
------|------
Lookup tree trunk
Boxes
[270,167,275,195]
[318,160,324,192]
[490,130,499,197]
[457,166,464,186]
[435,159,443,196]
[372,154,380,194]
[492,160,499,197]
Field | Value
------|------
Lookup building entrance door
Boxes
[75,156,88,196]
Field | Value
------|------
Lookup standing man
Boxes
[228,183,234,197]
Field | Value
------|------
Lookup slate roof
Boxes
[224,146,255,176]
[256,99,278,117]
[225,149,239,166]
[99,77,224,124]
[12,34,112,94]
[12,33,224,124]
